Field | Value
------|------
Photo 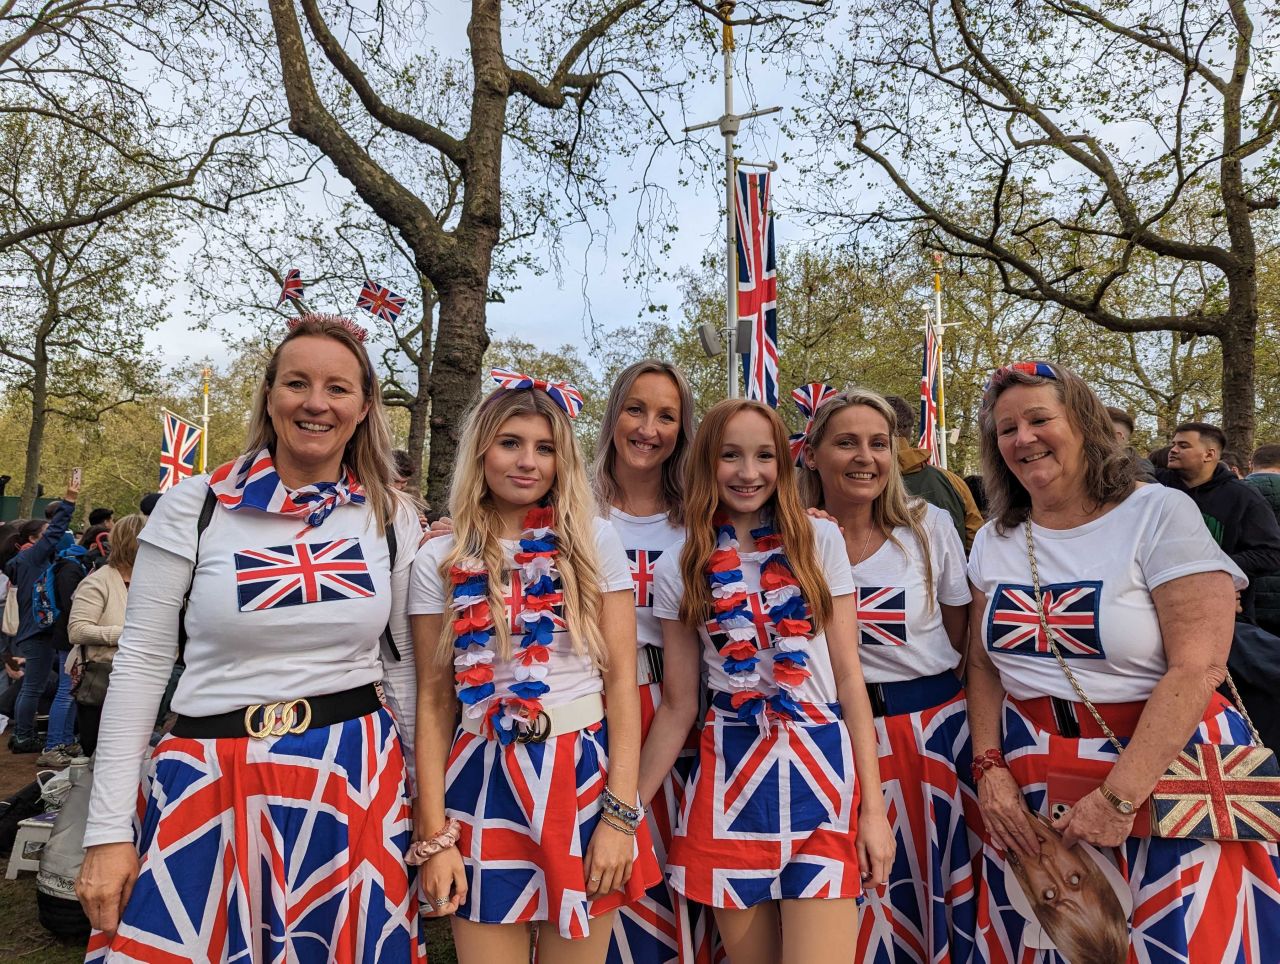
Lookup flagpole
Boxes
[933,254,948,470]
[200,367,211,474]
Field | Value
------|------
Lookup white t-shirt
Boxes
[851,503,971,684]
[142,474,421,715]
[652,517,855,704]
[84,474,419,847]
[607,508,685,649]
[967,484,1247,702]
[408,517,632,707]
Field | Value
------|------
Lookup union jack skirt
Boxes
[445,717,662,940]
[667,693,861,909]
[607,680,716,964]
[857,673,980,964]
[976,693,1280,963]
[86,708,423,963]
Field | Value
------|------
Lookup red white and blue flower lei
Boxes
[707,514,816,725]
[449,505,562,745]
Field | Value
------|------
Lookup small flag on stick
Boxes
[357,279,406,322]
[160,410,202,492]
[918,322,941,464]
[277,268,304,305]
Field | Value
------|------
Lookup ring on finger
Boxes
[433,896,449,908]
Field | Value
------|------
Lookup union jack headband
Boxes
[287,312,369,344]
[982,361,1057,408]
[490,367,585,419]
[788,382,843,466]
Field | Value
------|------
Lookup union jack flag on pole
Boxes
[277,268,304,305]
[159,409,202,492]
[736,170,779,407]
[357,279,406,323]
[918,320,941,464]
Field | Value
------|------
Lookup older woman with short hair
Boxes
[77,313,424,961]
[966,360,1280,962]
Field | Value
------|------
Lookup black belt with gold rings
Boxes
[171,683,383,740]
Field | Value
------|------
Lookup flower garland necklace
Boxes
[449,505,562,745]
[707,512,817,725]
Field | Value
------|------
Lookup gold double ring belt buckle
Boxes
[243,699,313,739]
[516,710,552,744]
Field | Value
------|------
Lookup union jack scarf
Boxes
[707,513,817,728]
[207,447,366,532]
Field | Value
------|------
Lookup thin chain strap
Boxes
[1023,522,1265,750]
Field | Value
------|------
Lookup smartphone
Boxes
[70,467,82,488]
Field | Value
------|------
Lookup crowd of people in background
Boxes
[2,320,1280,963]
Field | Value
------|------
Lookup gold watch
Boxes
[1098,782,1136,815]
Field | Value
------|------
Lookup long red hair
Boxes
[678,399,832,631]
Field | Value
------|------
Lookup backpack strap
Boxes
[381,521,402,662]
[176,487,218,664]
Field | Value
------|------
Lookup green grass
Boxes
[0,873,459,962]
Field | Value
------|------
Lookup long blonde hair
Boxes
[591,360,696,525]
[438,388,607,665]
[798,389,938,611]
[243,314,399,532]
[678,399,832,631]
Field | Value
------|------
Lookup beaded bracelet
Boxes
[602,786,643,828]
[970,748,1008,784]
[599,811,637,836]
[405,817,462,866]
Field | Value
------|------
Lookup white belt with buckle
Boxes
[460,692,604,742]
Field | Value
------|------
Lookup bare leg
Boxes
[451,917,532,964]
[713,902,782,964]
[536,910,617,964]
[778,898,858,964]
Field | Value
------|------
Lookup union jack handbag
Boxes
[1025,523,1280,842]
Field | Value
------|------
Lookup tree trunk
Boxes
[19,355,48,518]
[1220,281,1257,457]
[426,280,491,509]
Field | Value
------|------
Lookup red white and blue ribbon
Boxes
[208,447,365,532]
[449,505,561,745]
[490,367,584,419]
[787,382,842,465]
[706,515,816,727]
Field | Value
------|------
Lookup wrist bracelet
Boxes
[970,748,1008,784]
[602,786,644,828]
[599,811,637,836]
[406,817,462,866]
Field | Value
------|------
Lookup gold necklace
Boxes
[852,524,878,567]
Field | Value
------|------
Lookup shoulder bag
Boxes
[1024,521,1280,842]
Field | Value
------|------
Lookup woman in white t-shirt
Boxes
[408,373,660,963]
[76,314,424,961]
[795,385,978,963]
[967,360,1280,962]
[641,398,894,964]
[590,359,714,963]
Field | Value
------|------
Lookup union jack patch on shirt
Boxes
[625,548,661,609]
[987,580,1103,658]
[856,586,907,646]
[234,539,375,611]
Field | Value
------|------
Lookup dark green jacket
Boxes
[1246,471,1280,635]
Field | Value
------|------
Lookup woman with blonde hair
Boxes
[68,512,146,756]
[591,359,713,963]
[77,313,425,961]
[968,360,1280,961]
[642,398,894,964]
[408,371,660,963]
[796,385,978,962]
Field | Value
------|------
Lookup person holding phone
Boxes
[4,470,79,756]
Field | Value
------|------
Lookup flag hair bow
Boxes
[287,312,369,345]
[787,382,843,466]
[982,361,1057,409]
[490,367,585,418]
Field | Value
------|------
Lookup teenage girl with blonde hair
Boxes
[408,370,660,964]
[641,398,894,964]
